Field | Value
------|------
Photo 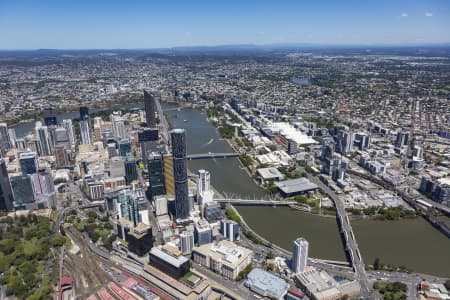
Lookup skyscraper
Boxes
[80,106,89,121]
[124,156,138,185]
[144,90,157,128]
[138,127,159,165]
[19,152,38,175]
[10,174,35,209]
[0,158,14,212]
[118,138,132,157]
[36,124,52,156]
[62,119,76,148]
[43,105,57,126]
[55,127,69,148]
[179,231,194,255]
[112,116,127,139]
[395,131,409,148]
[197,169,210,195]
[292,237,309,274]
[79,119,92,145]
[171,129,189,220]
[220,219,239,242]
[54,145,69,168]
[148,152,166,199]
[0,123,12,152]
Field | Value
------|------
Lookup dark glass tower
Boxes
[144,90,157,128]
[79,106,89,121]
[124,156,138,185]
[0,158,14,212]
[147,152,166,199]
[138,127,159,165]
[43,105,57,126]
[171,129,189,220]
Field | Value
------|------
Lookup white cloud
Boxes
[400,12,408,17]
[424,12,433,17]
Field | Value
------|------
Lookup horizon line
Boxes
[1,41,450,52]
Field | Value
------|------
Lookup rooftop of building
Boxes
[275,178,319,194]
[246,268,289,299]
[150,246,188,268]
[193,240,252,267]
[256,167,284,180]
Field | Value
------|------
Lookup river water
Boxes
[13,103,450,277]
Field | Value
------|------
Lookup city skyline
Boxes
[1,0,450,49]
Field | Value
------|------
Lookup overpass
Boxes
[186,152,239,160]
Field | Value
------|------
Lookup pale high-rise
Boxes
[292,237,309,274]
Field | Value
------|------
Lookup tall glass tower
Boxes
[144,90,157,128]
[171,129,189,220]
[0,158,14,212]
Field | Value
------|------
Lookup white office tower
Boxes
[180,231,194,255]
[35,123,52,156]
[292,237,309,274]
[112,116,127,139]
[62,119,76,148]
[55,127,69,148]
[0,123,12,152]
[154,195,168,216]
[197,170,214,213]
[197,169,210,195]
[79,119,92,145]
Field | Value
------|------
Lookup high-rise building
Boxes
[197,169,210,195]
[43,105,57,126]
[148,152,166,199]
[321,138,335,175]
[54,145,69,168]
[10,174,35,209]
[154,195,168,216]
[163,153,174,197]
[112,116,127,139]
[19,152,38,175]
[79,119,92,145]
[109,156,125,178]
[171,129,189,220]
[179,231,194,255]
[292,237,309,274]
[395,131,409,148]
[62,119,76,148]
[31,172,56,208]
[55,127,69,148]
[144,90,157,128]
[118,138,132,157]
[413,145,423,159]
[287,139,298,155]
[80,106,90,121]
[8,128,16,150]
[107,143,118,158]
[195,220,212,246]
[220,220,239,242]
[138,127,159,165]
[36,124,52,156]
[124,156,138,185]
[0,158,14,212]
[0,123,12,152]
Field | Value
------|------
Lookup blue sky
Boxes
[1,0,449,49]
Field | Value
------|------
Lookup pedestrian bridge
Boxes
[186,153,239,160]
[214,198,310,209]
